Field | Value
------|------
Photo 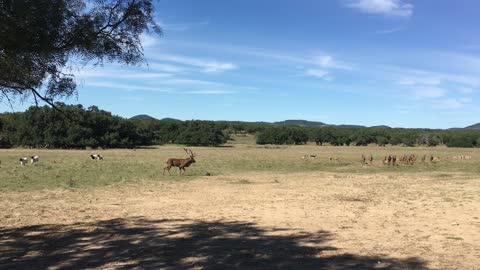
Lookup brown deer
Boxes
[163,148,196,176]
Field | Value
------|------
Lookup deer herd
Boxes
[362,154,442,166]
[301,152,471,167]
[12,147,474,175]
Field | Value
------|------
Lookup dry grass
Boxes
[1,141,480,269]
[1,142,480,190]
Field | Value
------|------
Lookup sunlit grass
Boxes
[1,139,480,190]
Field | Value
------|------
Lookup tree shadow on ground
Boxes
[0,218,428,270]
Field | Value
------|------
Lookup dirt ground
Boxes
[1,171,479,269]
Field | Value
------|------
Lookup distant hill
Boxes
[129,115,397,129]
[130,114,157,120]
[160,117,182,122]
[465,123,480,129]
[130,115,185,122]
[272,119,327,127]
[254,121,273,125]
[334,124,365,128]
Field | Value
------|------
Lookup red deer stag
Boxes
[163,148,196,176]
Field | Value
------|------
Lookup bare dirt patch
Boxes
[1,171,479,269]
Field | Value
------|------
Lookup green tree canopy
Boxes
[0,0,160,106]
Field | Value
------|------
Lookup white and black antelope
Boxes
[163,148,196,176]
[31,156,39,165]
[19,157,28,166]
[90,154,103,160]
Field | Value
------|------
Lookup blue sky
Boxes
[4,0,480,128]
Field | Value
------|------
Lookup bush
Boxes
[176,121,228,146]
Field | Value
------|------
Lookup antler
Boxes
[184,148,194,157]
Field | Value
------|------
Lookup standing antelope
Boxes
[163,148,196,176]
[31,156,39,165]
[19,157,28,166]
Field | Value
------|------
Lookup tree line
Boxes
[1,104,480,148]
[256,126,480,148]
[0,104,229,148]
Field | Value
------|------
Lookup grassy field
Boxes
[1,136,480,190]
[1,137,480,269]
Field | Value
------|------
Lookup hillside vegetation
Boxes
[2,104,480,148]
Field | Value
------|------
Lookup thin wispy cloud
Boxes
[375,27,403,34]
[162,41,353,72]
[447,52,480,71]
[150,54,237,73]
[85,81,237,95]
[301,55,352,80]
[160,78,225,86]
[432,97,472,109]
[398,76,442,86]
[140,32,160,48]
[76,70,173,79]
[202,62,237,73]
[123,73,173,79]
[414,87,447,99]
[147,63,185,73]
[156,19,209,32]
[120,96,145,102]
[383,65,477,110]
[185,90,236,95]
[85,81,236,96]
[305,69,329,78]
[84,82,173,92]
[345,0,413,17]
[76,60,254,96]
[458,87,474,94]
[394,68,480,88]
[314,55,353,70]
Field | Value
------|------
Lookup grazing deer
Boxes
[302,154,317,160]
[163,148,196,176]
[407,154,416,165]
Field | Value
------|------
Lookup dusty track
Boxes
[1,172,479,269]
